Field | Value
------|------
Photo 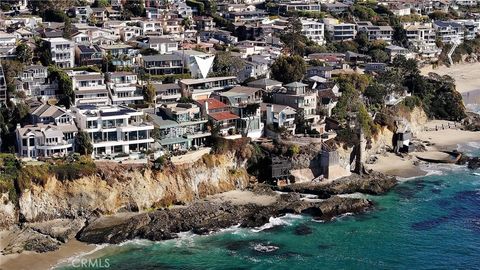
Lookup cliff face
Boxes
[335,107,429,169]
[9,153,249,224]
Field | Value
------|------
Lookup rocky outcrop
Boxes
[277,172,397,198]
[463,112,480,132]
[0,193,16,228]
[78,194,372,244]
[467,157,480,170]
[15,153,250,224]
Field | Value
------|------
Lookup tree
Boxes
[43,8,70,22]
[351,4,378,21]
[270,55,306,84]
[428,11,449,21]
[392,25,409,47]
[143,83,156,105]
[181,17,192,30]
[140,48,159,56]
[212,51,245,76]
[16,43,33,64]
[48,66,74,108]
[75,131,93,156]
[37,40,52,66]
[364,83,387,110]
[357,103,375,137]
[92,0,109,7]
[0,60,24,95]
[280,16,307,55]
[124,0,145,17]
[369,49,389,63]
[63,18,73,39]
[332,81,360,122]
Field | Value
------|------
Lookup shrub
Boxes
[288,145,301,156]
[402,96,422,111]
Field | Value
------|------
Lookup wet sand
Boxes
[0,239,95,270]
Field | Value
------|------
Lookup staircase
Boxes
[447,37,462,66]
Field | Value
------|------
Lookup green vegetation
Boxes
[211,51,245,77]
[143,83,156,105]
[16,43,33,64]
[48,66,74,108]
[270,55,306,84]
[0,154,20,202]
[74,131,93,156]
[402,96,422,111]
[0,154,96,205]
[123,0,145,18]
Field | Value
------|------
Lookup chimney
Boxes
[266,104,273,124]
[204,99,209,116]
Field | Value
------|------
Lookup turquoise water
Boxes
[58,143,480,270]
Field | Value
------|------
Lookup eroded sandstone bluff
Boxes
[15,153,250,224]
[1,152,398,254]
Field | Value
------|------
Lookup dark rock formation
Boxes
[467,157,480,170]
[277,172,398,199]
[456,155,480,170]
[78,195,372,245]
[463,112,480,132]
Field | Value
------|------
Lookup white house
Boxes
[107,72,143,105]
[301,19,325,45]
[403,22,440,59]
[69,71,110,106]
[72,104,154,157]
[323,18,357,41]
[261,103,297,134]
[173,50,215,79]
[16,105,78,159]
[42,37,75,68]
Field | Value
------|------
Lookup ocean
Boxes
[56,142,480,270]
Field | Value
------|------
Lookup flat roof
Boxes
[180,76,237,85]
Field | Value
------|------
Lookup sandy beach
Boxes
[421,63,480,94]
[367,120,479,178]
[0,238,95,270]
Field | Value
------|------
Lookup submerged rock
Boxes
[294,224,313,235]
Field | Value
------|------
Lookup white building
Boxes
[261,103,296,134]
[179,76,238,100]
[173,50,215,79]
[404,22,439,59]
[16,105,78,159]
[107,72,143,105]
[69,71,110,106]
[301,19,325,45]
[0,32,16,48]
[42,38,75,68]
[72,105,154,157]
[323,18,357,41]
[356,21,394,43]
[0,64,7,103]
[433,21,465,43]
[21,65,58,100]
[455,0,478,6]
[139,20,164,35]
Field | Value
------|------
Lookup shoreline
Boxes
[2,125,478,269]
[0,239,95,270]
[421,62,480,95]
[367,120,480,178]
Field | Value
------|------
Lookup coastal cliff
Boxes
[1,153,250,227]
